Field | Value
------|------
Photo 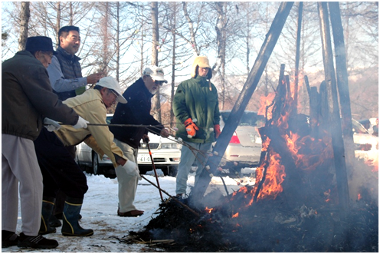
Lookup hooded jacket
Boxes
[173,75,220,143]
[54,88,127,167]
[2,51,78,140]
[110,77,164,149]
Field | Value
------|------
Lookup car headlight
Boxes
[161,143,182,149]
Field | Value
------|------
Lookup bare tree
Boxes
[18,2,29,51]
[151,1,161,122]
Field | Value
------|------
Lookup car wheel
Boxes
[169,166,178,177]
[92,152,102,175]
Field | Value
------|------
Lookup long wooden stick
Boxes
[140,175,200,217]
[145,140,164,202]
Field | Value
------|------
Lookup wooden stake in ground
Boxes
[189,2,294,206]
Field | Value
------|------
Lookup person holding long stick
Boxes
[2,36,87,249]
[110,66,169,217]
[34,77,138,236]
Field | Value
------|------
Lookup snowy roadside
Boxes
[3,171,255,252]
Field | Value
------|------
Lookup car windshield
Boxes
[220,111,263,127]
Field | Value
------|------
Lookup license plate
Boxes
[137,154,151,163]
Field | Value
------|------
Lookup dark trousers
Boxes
[34,128,88,199]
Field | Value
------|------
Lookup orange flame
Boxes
[255,150,286,200]
[205,207,213,214]
[258,93,275,119]
[232,212,239,218]
[358,193,362,201]
[230,71,337,206]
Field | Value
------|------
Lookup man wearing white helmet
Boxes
[34,77,138,236]
[110,66,169,217]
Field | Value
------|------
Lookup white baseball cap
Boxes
[143,66,168,83]
[96,77,127,104]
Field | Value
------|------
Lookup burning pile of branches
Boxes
[122,190,377,252]
[121,67,378,252]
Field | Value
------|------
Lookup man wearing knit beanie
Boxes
[173,56,221,198]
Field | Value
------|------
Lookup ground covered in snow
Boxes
[3,171,255,253]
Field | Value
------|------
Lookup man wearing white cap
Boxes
[34,77,138,236]
[110,66,169,217]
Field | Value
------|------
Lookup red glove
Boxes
[214,124,221,138]
[184,118,199,137]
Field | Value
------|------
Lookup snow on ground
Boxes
[3,171,255,253]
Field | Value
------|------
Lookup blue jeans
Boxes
[176,142,212,195]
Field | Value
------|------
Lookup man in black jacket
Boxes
[110,66,169,217]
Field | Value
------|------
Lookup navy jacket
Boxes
[110,78,164,148]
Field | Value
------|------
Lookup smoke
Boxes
[349,158,378,205]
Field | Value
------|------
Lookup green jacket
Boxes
[173,76,220,143]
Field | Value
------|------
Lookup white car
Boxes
[218,110,265,170]
[75,115,181,176]
[352,119,379,161]
[137,132,181,176]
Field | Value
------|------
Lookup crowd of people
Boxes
[2,25,221,249]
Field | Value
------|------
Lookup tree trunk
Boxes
[182,2,199,55]
[151,1,161,122]
[69,2,73,25]
[294,2,303,113]
[116,2,120,81]
[170,2,177,128]
[215,2,227,110]
[56,2,61,44]
[18,2,30,51]
[101,2,110,76]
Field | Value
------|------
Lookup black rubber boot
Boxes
[61,197,93,236]
[39,197,56,235]
[48,214,62,227]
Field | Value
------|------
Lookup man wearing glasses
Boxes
[110,66,169,217]
[34,77,138,236]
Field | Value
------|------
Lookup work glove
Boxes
[160,128,170,138]
[143,134,150,143]
[43,117,61,132]
[73,116,89,129]
[122,160,142,180]
[214,124,221,138]
[184,118,199,138]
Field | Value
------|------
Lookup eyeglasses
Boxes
[109,89,119,98]
[154,80,165,86]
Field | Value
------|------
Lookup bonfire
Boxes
[122,68,378,252]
